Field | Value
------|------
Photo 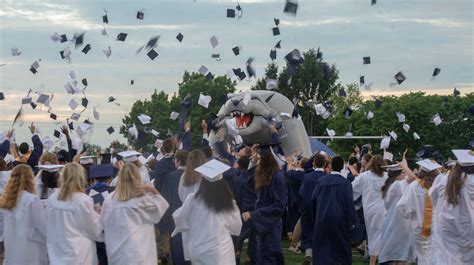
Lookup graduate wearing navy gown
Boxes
[242,145,287,265]
[311,157,359,265]
[298,153,327,260]
[284,157,306,232]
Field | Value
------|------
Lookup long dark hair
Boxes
[445,164,474,205]
[40,171,59,198]
[255,147,279,190]
[195,178,235,213]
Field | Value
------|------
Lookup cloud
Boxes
[280,17,353,28]
[377,15,466,28]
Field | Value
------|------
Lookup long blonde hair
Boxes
[58,162,87,201]
[39,152,59,165]
[0,164,36,210]
[115,163,144,201]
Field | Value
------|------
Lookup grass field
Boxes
[239,240,366,265]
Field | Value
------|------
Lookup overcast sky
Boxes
[0,0,472,147]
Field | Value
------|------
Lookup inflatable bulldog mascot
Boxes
[209,90,312,158]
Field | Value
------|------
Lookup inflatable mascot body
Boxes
[209,90,312,158]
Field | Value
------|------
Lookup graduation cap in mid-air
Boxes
[107,126,115,134]
[53,130,61,138]
[363,56,371,64]
[82,78,88,87]
[394,72,406,85]
[81,97,89,108]
[136,10,144,20]
[210,35,219,48]
[274,18,280,26]
[285,49,304,77]
[432,67,441,77]
[232,46,241,56]
[0,92,4,101]
[232,68,246,80]
[453,88,460,97]
[246,57,256,78]
[283,0,298,15]
[108,96,116,103]
[60,34,68,43]
[375,98,382,108]
[116,33,128,42]
[82,44,91,54]
[176,33,184,42]
[50,113,57,120]
[338,88,346,97]
[227,9,236,18]
[147,49,159,60]
[343,107,353,118]
[74,32,85,48]
[360,75,365,85]
[272,27,280,36]
[102,10,109,24]
[269,49,277,61]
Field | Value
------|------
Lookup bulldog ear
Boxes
[265,93,275,103]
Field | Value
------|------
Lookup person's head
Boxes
[131,160,142,169]
[57,149,71,164]
[237,147,252,159]
[236,156,250,170]
[313,153,327,169]
[19,142,29,155]
[199,145,213,159]
[175,150,189,168]
[255,146,280,190]
[381,163,404,198]
[115,163,144,202]
[367,155,386,177]
[40,152,59,165]
[183,150,207,186]
[147,159,157,171]
[445,164,474,205]
[298,157,308,168]
[361,154,373,169]
[417,167,440,189]
[195,178,235,213]
[331,156,344,172]
[348,156,359,166]
[161,139,175,155]
[58,162,87,201]
[0,164,35,210]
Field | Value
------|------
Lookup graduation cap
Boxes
[103,46,112,57]
[205,72,214,81]
[219,93,228,104]
[343,107,353,118]
[194,159,231,182]
[227,9,236,18]
[81,97,89,108]
[50,113,57,120]
[272,27,280,36]
[469,105,474,115]
[269,49,277,61]
[89,164,114,179]
[363,56,371,64]
[0,92,4,101]
[118,151,141,163]
[283,0,298,15]
[375,98,382,108]
[136,10,144,20]
[30,102,37,109]
[37,164,65,173]
[108,96,116,103]
[60,34,68,43]
[80,155,95,165]
[452,149,474,167]
[74,32,85,48]
[416,159,442,172]
[147,49,158,60]
[232,46,241,56]
[453,88,460,97]
[233,68,246,80]
[198,93,212,108]
[285,49,304,77]
[30,60,40,74]
[371,0,377,5]
[338,88,346,97]
[432,67,441,77]
[117,33,127,41]
[36,94,50,104]
[82,78,88,87]
[11,47,22,56]
[274,18,280,26]
[211,54,221,60]
[102,13,108,24]
[394,72,406,85]
[54,130,61,138]
[316,47,323,59]
[360,75,365,85]
[246,57,256,78]
[176,33,184,42]
[107,126,114,134]
[68,121,74,130]
[136,35,160,54]
[275,40,282,49]
[210,35,219,48]
[198,65,208,75]
[82,44,91,54]
[12,107,23,126]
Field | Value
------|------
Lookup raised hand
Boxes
[28,122,36,134]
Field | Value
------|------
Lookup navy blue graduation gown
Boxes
[284,169,305,231]
[251,171,287,265]
[152,156,176,188]
[311,174,359,265]
[298,170,326,250]
[86,182,115,206]
[12,135,43,171]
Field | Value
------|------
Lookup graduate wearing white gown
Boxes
[173,159,242,265]
[46,163,103,265]
[397,159,442,265]
[352,155,388,259]
[0,165,48,265]
[429,150,474,265]
[379,160,417,264]
[101,163,169,265]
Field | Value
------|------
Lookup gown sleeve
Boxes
[78,195,104,242]
[28,196,47,243]
[344,182,359,229]
[250,173,287,234]
[351,173,364,201]
[140,194,170,224]
[224,200,243,236]
[428,173,444,207]
[172,193,194,237]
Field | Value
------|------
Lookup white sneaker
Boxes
[288,246,302,254]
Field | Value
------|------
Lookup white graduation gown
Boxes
[379,179,416,263]
[2,191,48,265]
[0,170,11,242]
[352,170,388,256]
[429,173,474,265]
[397,181,432,265]
[101,192,169,265]
[178,173,200,203]
[46,191,103,265]
[172,193,242,265]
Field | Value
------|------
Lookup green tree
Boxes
[327,92,474,159]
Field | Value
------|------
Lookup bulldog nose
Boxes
[232,99,240,106]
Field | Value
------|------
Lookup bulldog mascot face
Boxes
[209,90,312,158]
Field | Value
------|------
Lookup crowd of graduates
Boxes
[0,120,472,265]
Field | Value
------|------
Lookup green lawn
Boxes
[240,240,366,265]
